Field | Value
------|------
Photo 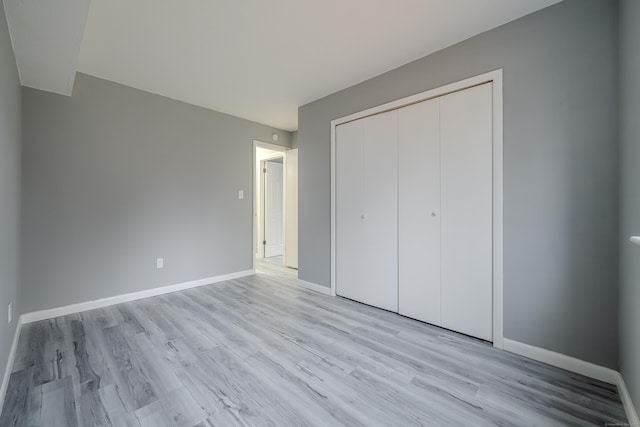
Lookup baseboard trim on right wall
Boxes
[616,372,640,427]
[503,339,618,383]
[503,339,639,425]
[297,279,332,296]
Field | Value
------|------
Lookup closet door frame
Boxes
[330,69,504,349]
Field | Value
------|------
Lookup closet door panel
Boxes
[335,120,366,303]
[362,111,399,312]
[440,83,493,341]
[398,99,441,324]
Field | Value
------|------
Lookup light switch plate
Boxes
[157,258,164,269]
[238,190,244,200]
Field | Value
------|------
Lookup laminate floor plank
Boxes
[77,381,112,427]
[40,376,78,427]
[0,260,628,426]
[0,368,36,427]
[100,326,157,412]
[98,384,140,427]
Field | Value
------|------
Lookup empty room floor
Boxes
[0,261,627,426]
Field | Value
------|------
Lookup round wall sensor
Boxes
[272,133,279,142]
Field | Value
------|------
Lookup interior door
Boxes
[264,160,284,257]
[284,149,298,268]
[398,98,441,325]
[440,83,493,341]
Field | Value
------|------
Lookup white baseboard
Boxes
[616,372,640,427]
[503,339,640,424]
[297,279,332,296]
[0,316,24,415]
[21,269,255,324]
[503,339,618,384]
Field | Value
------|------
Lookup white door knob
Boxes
[361,214,366,219]
[431,211,439,217]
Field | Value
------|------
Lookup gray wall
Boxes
[619,0,640,411]
[298,0,620,368]
[21,73,291,313]
[0,3,22,383]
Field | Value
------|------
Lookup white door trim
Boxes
[330,69,504,349]
[284,149,299,269]
[253,140,289,272]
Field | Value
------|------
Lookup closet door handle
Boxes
[361,214,366,220]
[431,211,439,217]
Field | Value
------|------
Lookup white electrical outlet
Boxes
[8,302,11,324]
[157,258,164,269]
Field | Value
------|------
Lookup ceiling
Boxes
[4,0,91,95]
[6,0,562,131]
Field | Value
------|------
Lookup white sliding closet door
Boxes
[336,111,398,312]
[440,83,493,341]
[335,80,495,342]
[362,111,398,311]
[398,99,441,324]
[336,120,365,304]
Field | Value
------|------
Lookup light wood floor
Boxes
[258,255,284,266]
[0,260,627,426]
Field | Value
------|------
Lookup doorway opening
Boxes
[253,141,298,275]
